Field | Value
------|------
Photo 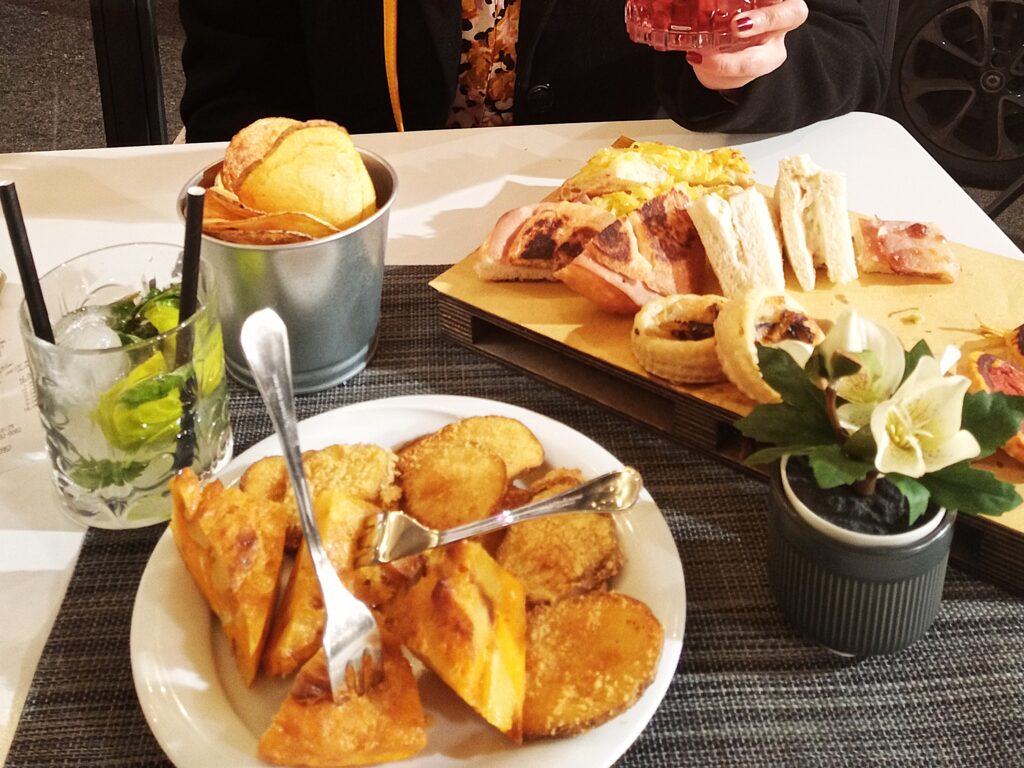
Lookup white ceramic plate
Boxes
[130,394,686,767]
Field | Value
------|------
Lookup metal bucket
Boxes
[178,148,397,393]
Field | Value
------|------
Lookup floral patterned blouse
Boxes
[446,0,521,128]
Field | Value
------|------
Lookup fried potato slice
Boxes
[526,467,585,500]
[500,483,533,511]
[496,467,622,605]
[204,211,341,240]
[496,514,622,606]
[237,120,377,231]
[240,444,400,550]
[523,592,663,738]
[169,468,288,687]
[221,116,300,192]
[429,415,545,478]
[239,454,290,502]
[258,644,427,767]
[263,489,378,678]
[346,554,424,611]
[398,439,507,531]
[205,227,313,246]
[288,444,401,505]
[390,541,526,742]
[203,184,260,221]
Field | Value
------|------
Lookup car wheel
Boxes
[886,0,1024,189]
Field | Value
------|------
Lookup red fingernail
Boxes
[736,16,753,31]
[686,51,703,65]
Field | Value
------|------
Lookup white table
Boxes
[0,112,1019,760]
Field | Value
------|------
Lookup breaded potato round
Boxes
[398,440,507,530]
[496,467,622,605]
[496,513,623,605]
[523,592,663,738]
[429,415,545,478]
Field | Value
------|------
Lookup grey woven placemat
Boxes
[7,265,1024,767]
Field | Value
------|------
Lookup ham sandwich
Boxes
[475,201,616,281]
[554,188,707,315]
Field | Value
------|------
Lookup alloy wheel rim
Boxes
[898,0,1024,164]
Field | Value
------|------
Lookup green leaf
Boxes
[808,445,874,489]
[69,459,148,490]
[735,402,834,448]
[111,283,181,340]
[919,462,1022,516]
[902,340,933,384]
[757,346,826,412]
[843,425,878,463]
[106,296,138,330]
[116,332,144,346]
[119,371,186,407]
[803,349,830,383]
[961,391,1024,457]
[744,445,813,467]
[95,353,183,451]
[888,475,931,525]
[828,351,863,380]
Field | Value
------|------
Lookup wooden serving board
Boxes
[430,242,1024,595]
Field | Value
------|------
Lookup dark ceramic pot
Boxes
[766,456,956,656]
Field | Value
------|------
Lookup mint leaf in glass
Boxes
[69,458,149,490]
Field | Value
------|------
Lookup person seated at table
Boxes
[178,0,888,142]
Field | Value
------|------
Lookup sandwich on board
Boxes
[475,201,617,281]
[554,188,707,314]
[774,154,858,290]
[687,187,786,298]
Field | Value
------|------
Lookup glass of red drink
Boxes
[625,0,780,51]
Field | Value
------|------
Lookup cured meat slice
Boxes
[855,217,960,282]
[555,254,661,315]
[628,188,706,295]
[967,351,1024,463]
[555,187,709,313]
[476,202,616,281]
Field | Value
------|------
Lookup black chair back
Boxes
[90,0,167,146]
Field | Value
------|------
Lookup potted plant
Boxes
[737,309,1024,656]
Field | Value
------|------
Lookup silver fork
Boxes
[356,465,643,567]
[240,308,382,699]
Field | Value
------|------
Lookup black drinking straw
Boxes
[179,186,205,324]
[1,180,54,343]
[173,186,206,470]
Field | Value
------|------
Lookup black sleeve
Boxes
[655,0,889,133]
[178,0,315,142]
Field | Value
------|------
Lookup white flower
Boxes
[937,344,962,375]
[820,310,906,429]
[870,356,980,478]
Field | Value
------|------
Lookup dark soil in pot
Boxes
[785,455,941,536]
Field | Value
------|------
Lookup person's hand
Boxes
[685,0,809,93]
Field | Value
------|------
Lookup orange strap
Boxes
[383,0,404,131]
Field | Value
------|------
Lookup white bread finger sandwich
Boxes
[688,187,785,298]
[476,201,617,281]
[775,154,858,289]
[555,187,707,314]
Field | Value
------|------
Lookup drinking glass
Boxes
[19,243,233,528]
[625,0,781,51]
